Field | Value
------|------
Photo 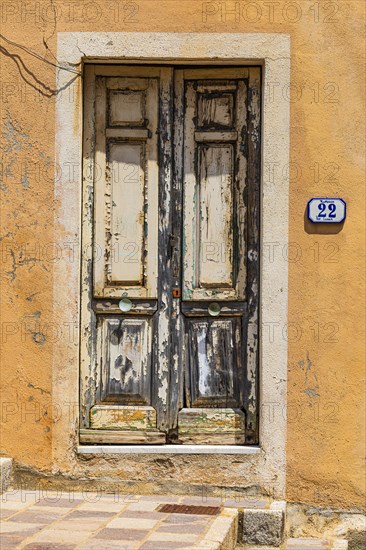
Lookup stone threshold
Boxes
[77,444,261,455]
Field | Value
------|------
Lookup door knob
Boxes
[208,302,221,317]
[119,298,133,312]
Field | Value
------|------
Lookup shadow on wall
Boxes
[304,208,345,235]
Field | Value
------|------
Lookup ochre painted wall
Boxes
[0,0,365,510]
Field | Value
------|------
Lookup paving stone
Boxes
[77,500,125,512]
[140,542,194,549]
[0,521,43,534]
[23,544,76,549]
[79,542,134,550]
[34,499,82,508]
[157,522,208,533]
[0,534,29,549]
[65,509,115,519]
[107,516,159,529]
[119,510,166,520]
[242,509,284,546]
[9,510,64,523]
[29,529,90,544]
[181,496,223,506]
[1,491,34,502]
[162,513,209,524]
[49,520,104,531]
[0,500,32,510]
[148,530,199,541]
[140,495,182,502]
[0,509,16,519]
[128,500,162,511]
[94,527,150,540]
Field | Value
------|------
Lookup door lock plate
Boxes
[172,288,181,298]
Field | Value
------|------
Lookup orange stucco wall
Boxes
[0,0,365,510]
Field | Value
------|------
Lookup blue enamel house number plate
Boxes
[307,198,346,223]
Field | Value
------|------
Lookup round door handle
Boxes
[208,302,221,317]
[119,298,133,312]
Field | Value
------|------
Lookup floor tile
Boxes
[29,529,90,544]
[0,522,42,534]
[0,509,16,519]
[23,544,76,549]
[156,522,207,533]
[77,501,125,512]
[119,510,165,520]
[94,527,150,540]
[139,542,192,550]
[127,501,161,512]
[9,510,64,523]
[0,534,31,549]
[33,499,82,508]
[49,520,104,531]
[162,513,210,524]
[147,531,199,542]
[106,516,159,529]
[0,500,32,510]
[140,495,182,503]
[181,496,222,506]
[66,509,115,519]
[79,541,134,550]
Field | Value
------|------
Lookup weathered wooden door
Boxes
[80,66,260,446]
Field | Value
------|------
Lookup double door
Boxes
[80,65,261,445]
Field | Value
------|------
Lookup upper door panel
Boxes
[181,69,249,301]
[93,75,159,298]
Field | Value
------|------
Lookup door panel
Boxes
[182,77,247,302]
[178,408,245,445]
[94,75,159,299]
[185,318,243,408]
[98,317,152,404]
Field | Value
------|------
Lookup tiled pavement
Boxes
[1,491,349,550]
[0,491,248,549]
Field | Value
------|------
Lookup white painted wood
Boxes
[195,131,238,142]
[94,77,108,297]
[109,142,144,285]
[106,128,148,139]
[93,76,159,298]
[99,317,152,403]
[182,74,248,301]
[109,90,145,125]
[199,145,234,288]
[90,405,157,430]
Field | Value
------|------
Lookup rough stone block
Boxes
[0,457,12,493]
[242,509,284,545]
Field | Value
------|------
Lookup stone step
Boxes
[0,457,12,493]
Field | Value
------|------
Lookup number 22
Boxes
[318,203,336,218]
